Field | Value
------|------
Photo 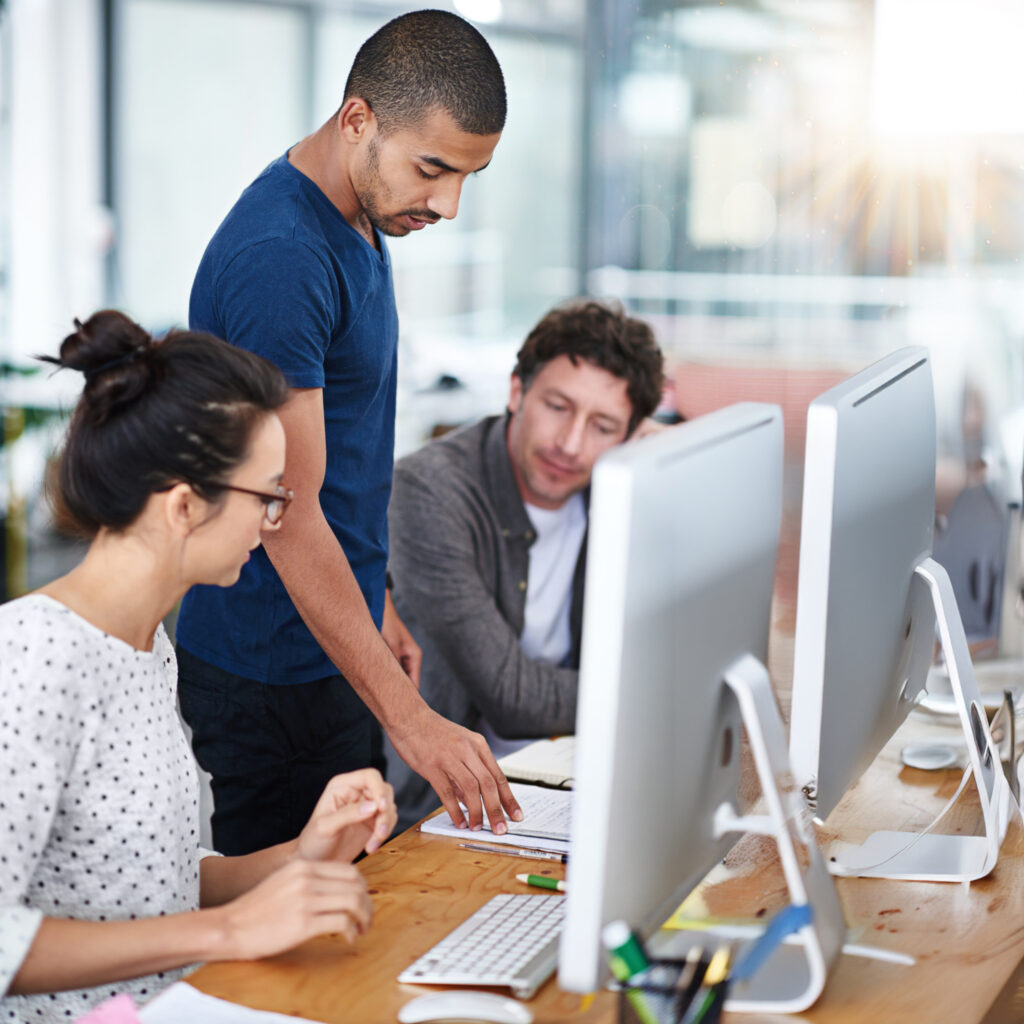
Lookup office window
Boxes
[115,0,308,328]
[115,0,581,347]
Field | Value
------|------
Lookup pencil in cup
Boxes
[615,952,710,1024]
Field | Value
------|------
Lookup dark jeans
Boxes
[176,645,384,856]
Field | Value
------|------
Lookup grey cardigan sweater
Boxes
[385,413,585,830]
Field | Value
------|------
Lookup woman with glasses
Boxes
[0,310,395,1022]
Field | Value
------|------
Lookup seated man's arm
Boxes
[389,460,579,739]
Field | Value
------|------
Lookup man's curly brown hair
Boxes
[513,301,664,435]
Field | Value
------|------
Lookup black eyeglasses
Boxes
[159,480,294,525]
[219,483,293,525]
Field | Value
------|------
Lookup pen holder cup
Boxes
[616,957,703,1024]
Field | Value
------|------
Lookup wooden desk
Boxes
[186,670,1024,1022]
[187,823,612,1023]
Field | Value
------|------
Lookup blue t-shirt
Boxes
[176,154,398,684]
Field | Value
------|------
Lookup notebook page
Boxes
[420,783,572,850]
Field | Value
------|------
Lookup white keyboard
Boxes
[398,893,565,999]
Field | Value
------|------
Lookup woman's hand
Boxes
[215,858,372,960]
[295,768,397,863]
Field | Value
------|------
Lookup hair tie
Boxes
[83,346,147,383]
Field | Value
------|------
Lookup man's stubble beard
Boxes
[356,138,405,237]
[356,136,439,237]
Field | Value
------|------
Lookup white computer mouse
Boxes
[397,990,533,1024]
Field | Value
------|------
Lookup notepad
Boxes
[420,783,572,849]
[497,736,575,789]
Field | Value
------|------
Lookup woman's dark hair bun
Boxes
[43,309,289,538]
[43,310,161,425]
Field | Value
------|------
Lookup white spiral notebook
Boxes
[420,783,572,850]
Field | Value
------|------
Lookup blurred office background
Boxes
[4,0,1024,616]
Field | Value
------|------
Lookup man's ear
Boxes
[162,482,202,537]
[508,373,524,416]
[337,97,375,143]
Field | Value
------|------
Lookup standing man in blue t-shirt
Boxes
[176,10,522,855]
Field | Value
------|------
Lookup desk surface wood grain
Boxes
[186,823,612,1024]
[186,629,1024,1022]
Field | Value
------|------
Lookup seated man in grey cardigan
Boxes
[386,301,665,831]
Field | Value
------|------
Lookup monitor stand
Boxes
[659,653,847,1014]
[827,556,1012,882]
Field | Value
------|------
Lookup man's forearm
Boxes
[262,505,424,731]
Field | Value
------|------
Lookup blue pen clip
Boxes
[731,903,813,983]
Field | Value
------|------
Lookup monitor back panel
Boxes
[559,402,784,993]
[790,348,937,819]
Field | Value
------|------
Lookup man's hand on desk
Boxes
[388,706,524,833]
[382,587,423,688]
[295,767,397,862]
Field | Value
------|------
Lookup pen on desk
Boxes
[457,841,568,864]
[516,872,566,892]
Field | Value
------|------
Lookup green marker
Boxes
[516,872,566,892]
[602,919,651,975]
[601,920,658,1024]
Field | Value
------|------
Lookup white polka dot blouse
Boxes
[0,594,202,1022]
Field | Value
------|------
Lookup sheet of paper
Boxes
[139,983,327,1024]
[503,783,573,841]
[498,736,575,788]
[419,783,571,851]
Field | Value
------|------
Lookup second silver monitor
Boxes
[788,347,937,820]
[788,348,1008,885]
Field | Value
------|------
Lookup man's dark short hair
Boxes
[513,302,665,436]
[344,10,506,136]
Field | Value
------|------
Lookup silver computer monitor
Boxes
[788,347,1007,881]
[558,403,787,995]
[789,347,938,821]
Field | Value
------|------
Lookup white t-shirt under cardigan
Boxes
[481,493,587,760]
[0,594,204,1022]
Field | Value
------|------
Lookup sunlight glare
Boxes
[873,0,1024,136]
